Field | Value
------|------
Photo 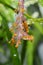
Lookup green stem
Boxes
[24,12,43,23]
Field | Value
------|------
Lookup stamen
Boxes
[13,33,17,37]
[20,8,25,13]
[18,2,22,5]
[15,40,21,48]
[23,35,33,40]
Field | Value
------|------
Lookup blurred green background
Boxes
[0,0,43,65]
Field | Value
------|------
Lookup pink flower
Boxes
[10,0,33,48]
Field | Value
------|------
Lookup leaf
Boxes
[38,0,43,6]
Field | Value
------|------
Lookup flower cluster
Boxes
[9,0,33,48]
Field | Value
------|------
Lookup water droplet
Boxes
[13,54,17,57]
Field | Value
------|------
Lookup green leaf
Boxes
[38,0,43,6]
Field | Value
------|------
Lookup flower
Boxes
[9,0,33,48]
